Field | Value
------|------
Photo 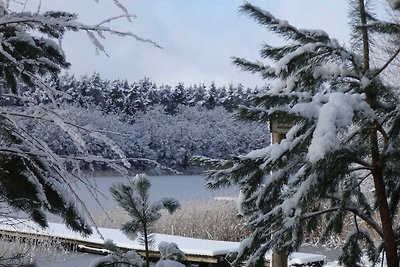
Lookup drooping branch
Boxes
[0,13,162,48]
[302,205,383,238]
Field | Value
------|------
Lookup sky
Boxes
[17,0,354,88]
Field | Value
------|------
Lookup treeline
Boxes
[29,105,269,174]
[19,73,269,174]
[48,73,260,117]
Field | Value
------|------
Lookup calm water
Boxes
[71,175,237,212]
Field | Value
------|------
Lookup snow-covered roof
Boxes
[0,218,237,256]
[0,218,326,264]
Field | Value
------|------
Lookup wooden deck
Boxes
[0,218,325,267]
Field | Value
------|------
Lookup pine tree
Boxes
[204,82,218,110]
[125,81,146,115]
[168,83,187,114]
[110,174,181,267]
[197,1,400,266]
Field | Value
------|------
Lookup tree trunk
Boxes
[371,164,399,267]
[271,131,288,267]
[358,0,399,266]
[143,223,150,267]
[272,252,288,267]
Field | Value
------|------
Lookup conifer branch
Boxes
[93,261,139,267]
[345,206,383,238]
[324,193,383,237]
[349,166,373,172]
[354,159,373,169]
[356,172,372,188]
[0,13,162,48]
[376,121,389,145]
[372,47,400,80]
[239,3,330,44]
[302,207,341,218]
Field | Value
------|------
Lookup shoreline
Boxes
[82,169,205,177]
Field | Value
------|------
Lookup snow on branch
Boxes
[0,11,162,48]
[306,92,373,162]
[0,1,163,234]
[240,3,331,44]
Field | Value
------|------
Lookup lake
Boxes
[70,174,237,212]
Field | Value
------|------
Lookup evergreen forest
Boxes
[10,73,269,173]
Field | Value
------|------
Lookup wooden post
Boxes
[271,251,288,267]
[270,121,289,267]
[271,132,286,145]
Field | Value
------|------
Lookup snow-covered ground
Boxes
[36,253,383,267]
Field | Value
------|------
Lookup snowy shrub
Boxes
[158,242,184,262]
[90,240,144,267]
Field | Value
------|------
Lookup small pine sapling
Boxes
[110,174,181,267]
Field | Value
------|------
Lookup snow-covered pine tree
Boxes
[110,174,181,267]
[196,1,400,266]
[0,0,159,235]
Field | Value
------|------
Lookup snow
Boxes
[278,20,289,27]
[299,29,329,39]
[291,95,322,119]
[307,92,371,162]
[89,131,131,168]
[275,43,318,75]
[312,63,350,79]
[89,255,118,267]
[89,249,144,267]
[0,218,239,257]
[158,241,184,260]
[0,218,327,265]
[281,174,316,224]
[325,256,385,267]
[156,259,185,267]
[360,75,371,89]
[289,252,325,264]
[245,146,271,160]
